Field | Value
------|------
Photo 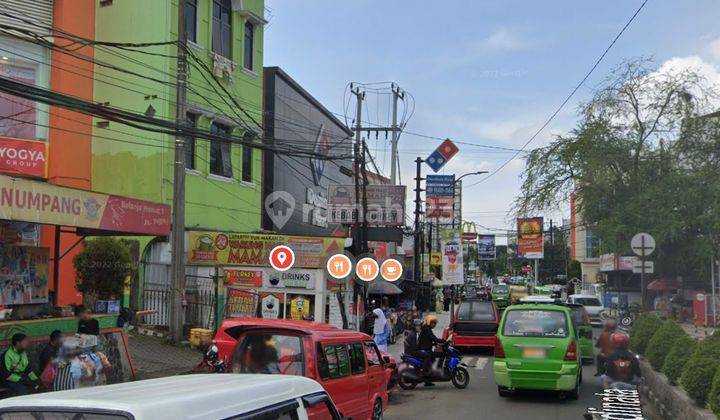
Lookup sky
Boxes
[263,0,720,243]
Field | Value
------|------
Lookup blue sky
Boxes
[264,0,720,239]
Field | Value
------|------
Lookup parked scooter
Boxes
[397,342,469,389]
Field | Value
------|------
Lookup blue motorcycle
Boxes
[398,342,470,389]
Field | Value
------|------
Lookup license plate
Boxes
[522,347,546,359]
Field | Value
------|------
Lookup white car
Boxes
[0,374,342,420]
[568,294,604,326]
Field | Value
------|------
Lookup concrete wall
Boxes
[639,360,715,420]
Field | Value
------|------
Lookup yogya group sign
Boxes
[0,174,170,235]
[0,137,47,178]
[188,231,344,268]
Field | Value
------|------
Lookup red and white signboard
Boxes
[269,245,295,272]
[426,196,453,218]
[0,137,47,178]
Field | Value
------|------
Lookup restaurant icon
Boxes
[265,191,295,229]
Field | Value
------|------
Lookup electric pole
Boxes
[351,86,366,254]
[170,1,188,343]
[413,157,424,284]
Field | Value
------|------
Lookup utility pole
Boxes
[390,84,403,184]
[351,86,365,331]
[360,140,369,254]
[169,0,188,343]
[413,157,424,284]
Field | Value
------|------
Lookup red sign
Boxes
[0,137,47,178]
[437,139,459,160]
[269,245,295,271]
[462,232,478,241]
[99,195,171,236]
[225,268,263,287]
[517,217,544,259]
[521,265,532,273]
[426,196,453,218]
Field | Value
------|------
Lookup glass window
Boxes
[348,342,366,374]
[0,412,127,420]
[244,21,254,70]
[575,297,602,306]
[209,122,233,177]
[492,285,509,294]
[318,344,351,380]
[231,333,304,376]
[242,143,252,182]
[363,341,381,366]
[185,112,197,170]
[586,229,600,258]
[502,309,569,338]
[185,0,198,43]
[0,62,37,140]
[456,301,495,321]
[212,0,232,58]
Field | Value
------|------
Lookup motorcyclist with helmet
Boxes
[594,319,617,376]
[417,314,446,386]
[602,332,641,388]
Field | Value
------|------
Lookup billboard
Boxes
[426,196,453,218]
[327,184,405,226]
[426,175,455,197]
[441,229,464,285]
[517,217,544,259]
[478,234,496,260]
[0,137,47,178]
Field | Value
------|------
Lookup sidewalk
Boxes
[128,332,201,380]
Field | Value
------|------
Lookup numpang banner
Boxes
[187,231,344,268]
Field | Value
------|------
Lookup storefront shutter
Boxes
[0,1,54,36]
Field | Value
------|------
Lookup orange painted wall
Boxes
[39,0,95,306]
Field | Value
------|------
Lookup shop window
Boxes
[242,143,252,182]
[212,0,232,58]
[243,21,254,70]
[348,342,366,375]
[318,343,350,380]
[209,122,232,178]
[363,341,381,366]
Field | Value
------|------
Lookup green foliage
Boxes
[646,321,685,369]
[73,237,133,300]
[708,360,720,415]
[662,334,696,385]
[630,313,662,354]
[567,260,581,281]
[680,337,720,407]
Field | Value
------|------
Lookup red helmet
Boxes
[611,332,630,349]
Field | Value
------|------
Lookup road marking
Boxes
[474,358,488,370]
[467,356,478,367]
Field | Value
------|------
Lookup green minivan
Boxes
[493,303,581,399]
[567,303,594,364]
[491,284,511,310]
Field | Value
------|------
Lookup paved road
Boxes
[384,312,604,420]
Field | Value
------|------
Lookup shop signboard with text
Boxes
[517,217,544,259]
[225,288,258,318]
[0,137,47,178]
[188,231,344,268]
[262,268,319,290]
[224,268,263,287]
[0,174,170,235]
[327,184,405,226]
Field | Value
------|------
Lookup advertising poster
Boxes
[517,217,544,259]
[441,229,464,285]
[0,246,49,305]
[426,175,455,197]
[262,268,318,290]
[0,137,47,178]
[187,231,344,268]
[224,268,263,287]
[261,294,281,319]
[289,295,311,320]
[429,252,442,267]
[478,234,496,260]
[225,288,258,318]
[327,184,406,226]
[426,196,453,218]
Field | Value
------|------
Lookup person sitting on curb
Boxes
[1,333,38,395]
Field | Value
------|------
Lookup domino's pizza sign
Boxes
[426,139,459,173]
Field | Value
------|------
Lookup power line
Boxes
[466,0,649,188]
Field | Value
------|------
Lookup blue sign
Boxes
[425,150,447,172]
[426,175,455,196]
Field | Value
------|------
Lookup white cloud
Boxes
[655,55,720,87]
[706,38,720,60]
[479,28,525,51]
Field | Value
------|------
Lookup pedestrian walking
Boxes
[372,308,389,352]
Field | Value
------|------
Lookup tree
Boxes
[567,260,582,281]
[515,58,720,284]
[73,237,133,300]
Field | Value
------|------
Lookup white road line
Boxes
[467,356,478,367]
[474,357,488,370]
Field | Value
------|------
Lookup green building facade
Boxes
[90,0,266,322]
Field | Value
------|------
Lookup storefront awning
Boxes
[0,174,170,236]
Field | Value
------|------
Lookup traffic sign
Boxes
[380,258,403,282]
[631,233,655,257]
[269,245,295,272]
[425,139,459,172]
[632,260,654,274]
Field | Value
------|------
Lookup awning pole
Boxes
[53,225,61,307]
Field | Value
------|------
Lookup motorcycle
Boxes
[397,342,469,389]
[197,344,227,373]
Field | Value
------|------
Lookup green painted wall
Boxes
[92,0,265,234]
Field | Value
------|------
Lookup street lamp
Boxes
[451,171,488,228]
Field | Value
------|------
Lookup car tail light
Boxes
[303,338,316,379]
[494,337,505,358]
[564,340,577,361]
